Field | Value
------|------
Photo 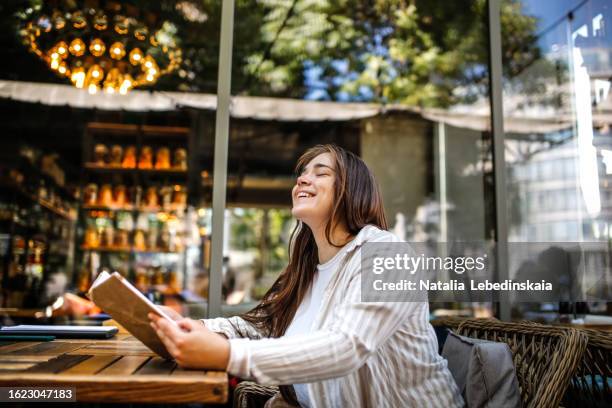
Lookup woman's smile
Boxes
[296,190,316,199]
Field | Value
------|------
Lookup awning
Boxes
[0,80,379,121]
[2,79,608,134]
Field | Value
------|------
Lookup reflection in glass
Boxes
[223,1,506,319]
[503,0,612,320]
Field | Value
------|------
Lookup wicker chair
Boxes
[563,328,612,407]
[456,318,588,408]
[430,316,469,331]
[233,318,590,408]
[233,381,279,408]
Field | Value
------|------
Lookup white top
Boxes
[205,225,463,408]
[283,244,349,407]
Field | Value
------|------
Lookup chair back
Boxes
[564,328,612,407]
[457,318,587,408]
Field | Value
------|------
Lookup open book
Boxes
[88,271,178,359]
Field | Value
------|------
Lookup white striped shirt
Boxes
[204,225,463,408]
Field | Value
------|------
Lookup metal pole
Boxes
[488,0,510,321]
[434,121,448,243]
[208,0,235,318]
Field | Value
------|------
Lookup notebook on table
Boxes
[0,325,117,339]
[86,271,178,359]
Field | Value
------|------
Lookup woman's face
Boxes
[291,152,336,227]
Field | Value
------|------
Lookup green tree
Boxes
[7,0,546,108]
[226,0,543,107]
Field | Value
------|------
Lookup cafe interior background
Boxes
[0,0,610,325]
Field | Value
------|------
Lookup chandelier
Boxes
[19,0,182,95]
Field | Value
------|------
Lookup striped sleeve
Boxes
[227,246,421,385]
[202,315,265,340]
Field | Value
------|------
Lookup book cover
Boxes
[88,271,178,360]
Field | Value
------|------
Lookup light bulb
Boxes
[119,75,133,95]
[93,14,108,31]
[109,42,125,60]
[58,62,68,75]
[71,68,85,89]
[89,38,106,57]
[69,38,85,56]
[129,48,143,65]
[55,41,68,57]
[87,65,103,84]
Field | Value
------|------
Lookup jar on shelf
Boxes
[144,186,158,208]
[84,226,100,248]
[134,229,147,251]
[159,225,171,251]
[84,183,98,206]
[138,146,153,169]
[134,266,149,292]
[94,144,108,165]
[153,267,164,286]
[116,211,134,230]
[172,185,188,209]
[167,270,181,293]
[122,145,137,168]
[132,186,142,208]
[114,185,128,207]
[155,147,171,169]
[147,225,159,250]
[98,184,113,207]
[173,148,187,170]
[109,145,123,167]
[38,179,48,201]
[160,186,173,210]
[135,212,149,232]
[115,212,132,248]
[100,225,114,248]
[114,229,129,248]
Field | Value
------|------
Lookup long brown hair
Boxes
[235,145,387,402]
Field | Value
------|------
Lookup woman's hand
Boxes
[148,313,230,371]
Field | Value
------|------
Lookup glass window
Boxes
[0,2,221,318]
[221,0,497,318]
[503,0,612,320]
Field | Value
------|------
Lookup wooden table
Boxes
[0,333,228,404]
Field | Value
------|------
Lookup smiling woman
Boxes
[150,144,463,408]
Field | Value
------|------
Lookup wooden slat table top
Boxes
[0,336,228,403]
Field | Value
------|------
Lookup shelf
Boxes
[80,245,184,255]
[80,245,131,253]
[0,219,68,242]
[84,163,188,175]
[38,198,77,221]
[0,180,77,221]
[82,204,187,213]
[18,157,78,202]
[86,122,189,137]
[82,204,135,212]
[133,248,185,255]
